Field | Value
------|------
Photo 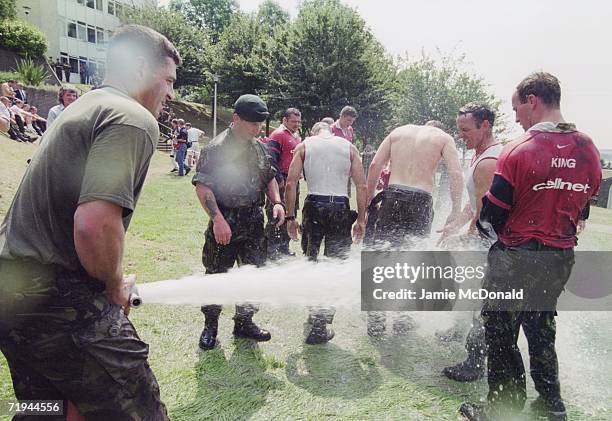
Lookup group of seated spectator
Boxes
[0,80,46,143]
[1,80,80,144]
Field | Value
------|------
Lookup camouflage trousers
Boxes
[481,241,575,411]
[202,205,266,317]
[0,258,167,421]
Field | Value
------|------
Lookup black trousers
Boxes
[482,241,574,410]
[372,185,433,248]
[264,181,298,258]
[300,196,355,261]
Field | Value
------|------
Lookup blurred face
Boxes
[512,91,532,131]
[283,114,301,132]
[339,115,355,128]
[138,56,177,118]
[232,114,264,139]
[31,107,38,114]
[62,90,78,107]
[457,114,487,150]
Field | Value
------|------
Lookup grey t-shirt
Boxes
[0,86,158,273]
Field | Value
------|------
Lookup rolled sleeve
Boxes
[191,146,217,187]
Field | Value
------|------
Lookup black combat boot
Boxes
[233,315,271,342]
[530,396,567,421]
[305,317,335,345]
[458,402,492,421]
[443,353,485,382]
[199,305,222,350]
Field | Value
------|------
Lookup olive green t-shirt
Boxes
[0,86,158,273]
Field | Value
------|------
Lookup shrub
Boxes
[14,57,49,87]
[0,19,48,57]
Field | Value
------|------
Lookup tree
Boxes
[0,0,17,21]
[169,0,239,44]
[121,6,212,90]
[390,52,507,145]
[256,0,290,36]
[213,7,294,112]
[282,0,395,144]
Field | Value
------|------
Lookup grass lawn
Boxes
[1,136,611,420]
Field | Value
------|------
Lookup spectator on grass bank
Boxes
[23,104,46,136]
[175,118,191,176]
[1,82,14,99]
[185,122,204,168]
[169,118,179,172]
[10,99,38,142]
[13,82,27,104]
[0,96,11,133]
[46,85,78,128]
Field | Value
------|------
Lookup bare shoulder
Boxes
[389,124,418,141]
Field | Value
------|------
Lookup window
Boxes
[77,0,85,5]
[87,26,96,43]
[86,0,95,8]
[96,27,105,44]
[96,0,103,11]
[116,3,123,17]
[77,22,87,41]
[67,21,77,38]
[108,1,115,15]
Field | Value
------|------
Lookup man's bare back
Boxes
[366,124,464,218]
[388,125,453,192]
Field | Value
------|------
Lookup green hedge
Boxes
[0,19,48,57]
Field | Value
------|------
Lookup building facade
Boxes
[16,0,157,83]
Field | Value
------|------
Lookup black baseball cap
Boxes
[234,94,269,122]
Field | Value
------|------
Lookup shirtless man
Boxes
[438,103,502,383]
[365,121,463,336]
[366,121,463,247]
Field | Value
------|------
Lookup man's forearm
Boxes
[355,182,367,222]
[285,180,297,216]
[448,170,464,212]
[366,161,384,203]
[266,178,281,204]
[196,183,222,220]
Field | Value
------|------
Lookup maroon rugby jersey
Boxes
[267,125,301,175]
[331,120,354,143]
[485,122,601,248]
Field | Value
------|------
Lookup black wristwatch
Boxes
[285,215,296,221]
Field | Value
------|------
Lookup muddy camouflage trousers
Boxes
[481,241,575,410]
[202,205,266,273]
[0,258,167,421]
